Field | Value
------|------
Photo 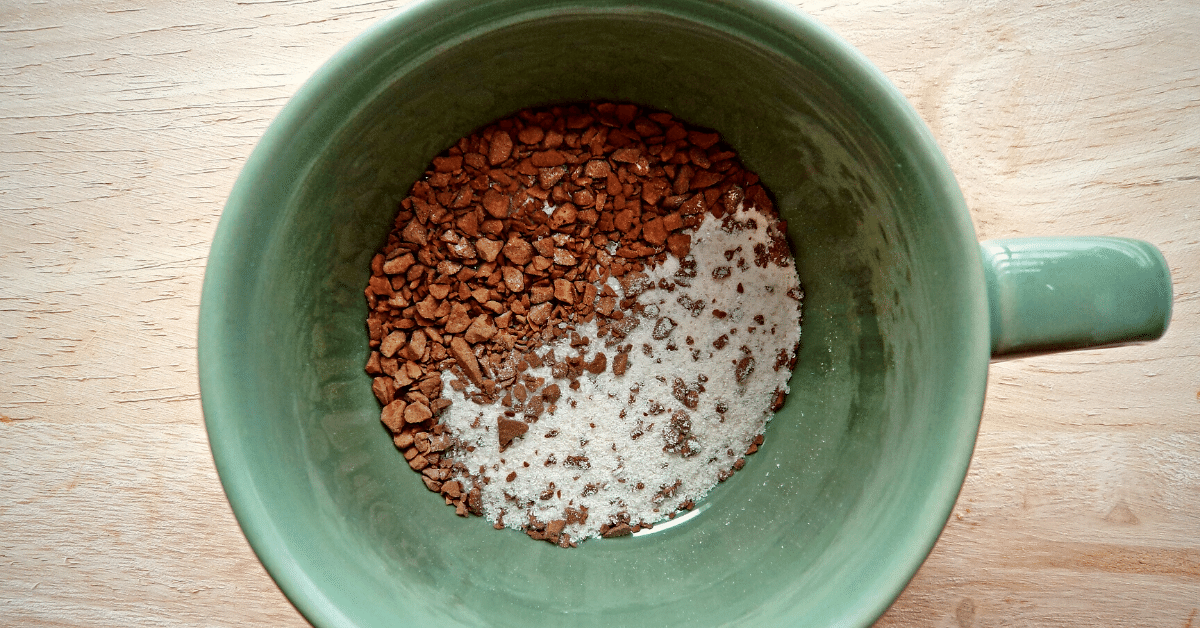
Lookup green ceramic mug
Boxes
[199,0,1172,626]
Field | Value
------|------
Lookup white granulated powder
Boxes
[439,205,802,541]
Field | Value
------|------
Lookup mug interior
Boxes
[200,1,990,626]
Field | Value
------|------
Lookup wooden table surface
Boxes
[2,1,1197,626]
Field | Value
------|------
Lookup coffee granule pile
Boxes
[363,102,802,547]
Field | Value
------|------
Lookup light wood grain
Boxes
[1,1,1196,626]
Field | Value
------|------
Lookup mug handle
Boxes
[981,237,1173,358]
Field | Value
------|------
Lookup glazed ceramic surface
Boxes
[199,1,1170,626]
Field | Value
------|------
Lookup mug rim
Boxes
[200,1,987,626]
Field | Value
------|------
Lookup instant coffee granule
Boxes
[363,102,802,547]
